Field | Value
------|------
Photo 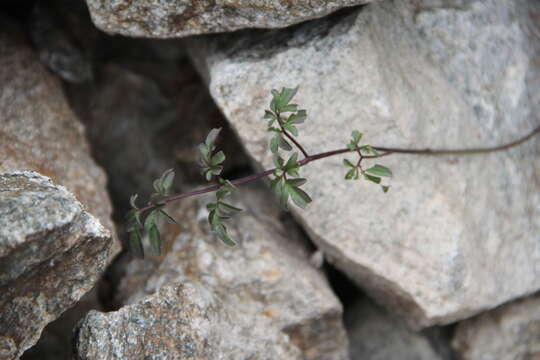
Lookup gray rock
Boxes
[0,171,113,360]
[187,0,540,327]
[453,293,540,360]
[346,298,443,360]
[76,184,349,359]
[0,16,118,255]
[85,0,374,38]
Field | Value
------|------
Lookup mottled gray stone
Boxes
[85,0,374,38]
[346,298,443,360]
[0,16,118,255]
[453,293,540,360]
[0,171,112,360]
[76,185,349,359]
[187,0,540,327]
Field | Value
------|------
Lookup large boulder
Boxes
[453,293,540,360]
[187,0,540,327]
[85,0,374,38]
[0,172,113,360]
[75,184,349,359]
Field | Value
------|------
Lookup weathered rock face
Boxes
[346,298,443,360]
[76,184,349,359]
[453,293,540,360]
[187,0,540,327]
[0,16,117,254]
[0,172,113,360]
[85,0,374,38]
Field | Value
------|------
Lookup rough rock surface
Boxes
[346,298,443,360]
[85,0,374,38]
[453,293,540,360]
[75,185,349,359]
[0,172,112,360]
[0,16,117,253]
[187,0,540,327]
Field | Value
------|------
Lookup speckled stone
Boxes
[0,15,118,255]
[453,293,540,360]
[0,171,112,360]
[75,184,349,359]
[186,0,540,327]
[85,0,375,38]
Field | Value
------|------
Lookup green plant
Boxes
[126,87,540,257]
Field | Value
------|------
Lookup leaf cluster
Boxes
[265,87,312,210]
[344,130,392,193]
[199,128,226,181]
[206,179,242,246]
[199,129,243,246]
[126,169,180,257]
[264,87,307,154]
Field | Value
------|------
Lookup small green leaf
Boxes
[281,104,298,113]
[351,130,363,144]
[278,135,292,151]
[283,123,298,136]
[205,128,221,148]
[286,178,307,187]
[153,179,164,194]
[214,224,237,247]
[219,202,243,213]
[130,194,139,209]
[129,229,144,258]
[273,154,284,169]
[343,159,355,168]
[211,151,226,166]
[160,168,175,193]
[347,143,357,151]
[381,185,390,193]
[288,110,306,124]
[144,210,157,232]
[364,174,381,184]
[264,110,276,120]
[159,210,180,227]
[148,225,161,256]
[270,134,279,153]
[365,164,392,177]
[285,152,298,170]
[345,169,356,180]
[279,87,298,109]
[288,185,312,209]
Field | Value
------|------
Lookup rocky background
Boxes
[0,0,539,359]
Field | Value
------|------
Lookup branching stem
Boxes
[139,124,540,214]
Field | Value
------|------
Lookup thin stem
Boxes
[277,113,310,158]
[139,124,539,214]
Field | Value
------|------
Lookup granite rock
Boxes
[0,172,112,360]
[453,293,540,360]
[187,0,540,327]
[76,184,349,359]
[85,0,374,38]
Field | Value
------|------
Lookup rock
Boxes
[27,0,95,83]
[0,171,113,360]
[0,16,118,254]
[75,184,349,359]
[453,293,540,360]
[187,0,540,327]
[85,0,374,38]
[346,297,443,360]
